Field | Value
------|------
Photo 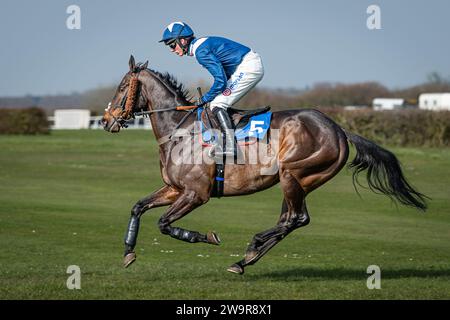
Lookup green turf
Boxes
[0,130,449,299]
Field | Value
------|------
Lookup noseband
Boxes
[106,71,143,129]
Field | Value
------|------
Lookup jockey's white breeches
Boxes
[210,51,264,110]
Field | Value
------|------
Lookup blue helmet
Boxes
[159,21,194,43]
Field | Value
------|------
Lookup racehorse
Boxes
[101,56,427,274]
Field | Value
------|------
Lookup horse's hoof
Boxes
[227,263,244,275]
[123,252,136,268]
[207,231,221,245]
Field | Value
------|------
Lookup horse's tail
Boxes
[343,130,428,211]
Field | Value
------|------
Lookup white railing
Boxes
[89,116,152,130]
[48,116,152,130]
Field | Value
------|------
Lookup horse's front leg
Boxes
[124,185,179,268]
[157,190,220,245]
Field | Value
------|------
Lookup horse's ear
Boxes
[129,55,135,71]
[141,60,149,70]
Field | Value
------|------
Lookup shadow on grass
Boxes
[247,267,450,281]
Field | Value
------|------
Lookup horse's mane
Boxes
[140,64,192,103]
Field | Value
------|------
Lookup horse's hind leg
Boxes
[228,174,310,275]
[157,190,220,245]
[123,185,179,268]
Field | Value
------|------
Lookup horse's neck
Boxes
[142,72,191,144]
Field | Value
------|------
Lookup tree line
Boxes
[82,72,450,114]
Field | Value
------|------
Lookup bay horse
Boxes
[101,56,427,274]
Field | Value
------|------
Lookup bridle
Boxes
[106,69,144,129]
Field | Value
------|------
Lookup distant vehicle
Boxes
[372,98,406,111]
[418,93,450,111]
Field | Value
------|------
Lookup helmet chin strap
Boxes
[175,38,190,55]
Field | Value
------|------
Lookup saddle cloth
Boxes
[197,107,272,143]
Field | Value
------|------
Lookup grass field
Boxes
[0,130,449,300]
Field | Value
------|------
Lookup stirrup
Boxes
[215,146,236,157]
[209,144,236,158]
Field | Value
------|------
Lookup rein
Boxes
[134,104,198,115]
[133,105,199,144]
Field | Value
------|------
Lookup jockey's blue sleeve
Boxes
[195,49,228,104]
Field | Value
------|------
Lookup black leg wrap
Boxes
[124,215,140,253]
[170,227,206,243]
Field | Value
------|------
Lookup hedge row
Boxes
[319,108,450,147]
[0,107,50,135]
[0,107,448,147]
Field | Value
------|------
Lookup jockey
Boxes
[159,21,264,156]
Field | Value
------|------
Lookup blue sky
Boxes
[0,0,449,96]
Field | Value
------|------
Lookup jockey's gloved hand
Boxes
[197,98,207,108]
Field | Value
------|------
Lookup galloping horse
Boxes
[101,56,427,274]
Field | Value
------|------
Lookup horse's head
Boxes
[101,55,149,133]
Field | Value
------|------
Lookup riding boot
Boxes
[213,107,236,157]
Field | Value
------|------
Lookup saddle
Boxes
[228,106,271,129]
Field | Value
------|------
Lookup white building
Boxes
[418,93,450,111]
[372,98,405,111]
[53,109,91,129]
